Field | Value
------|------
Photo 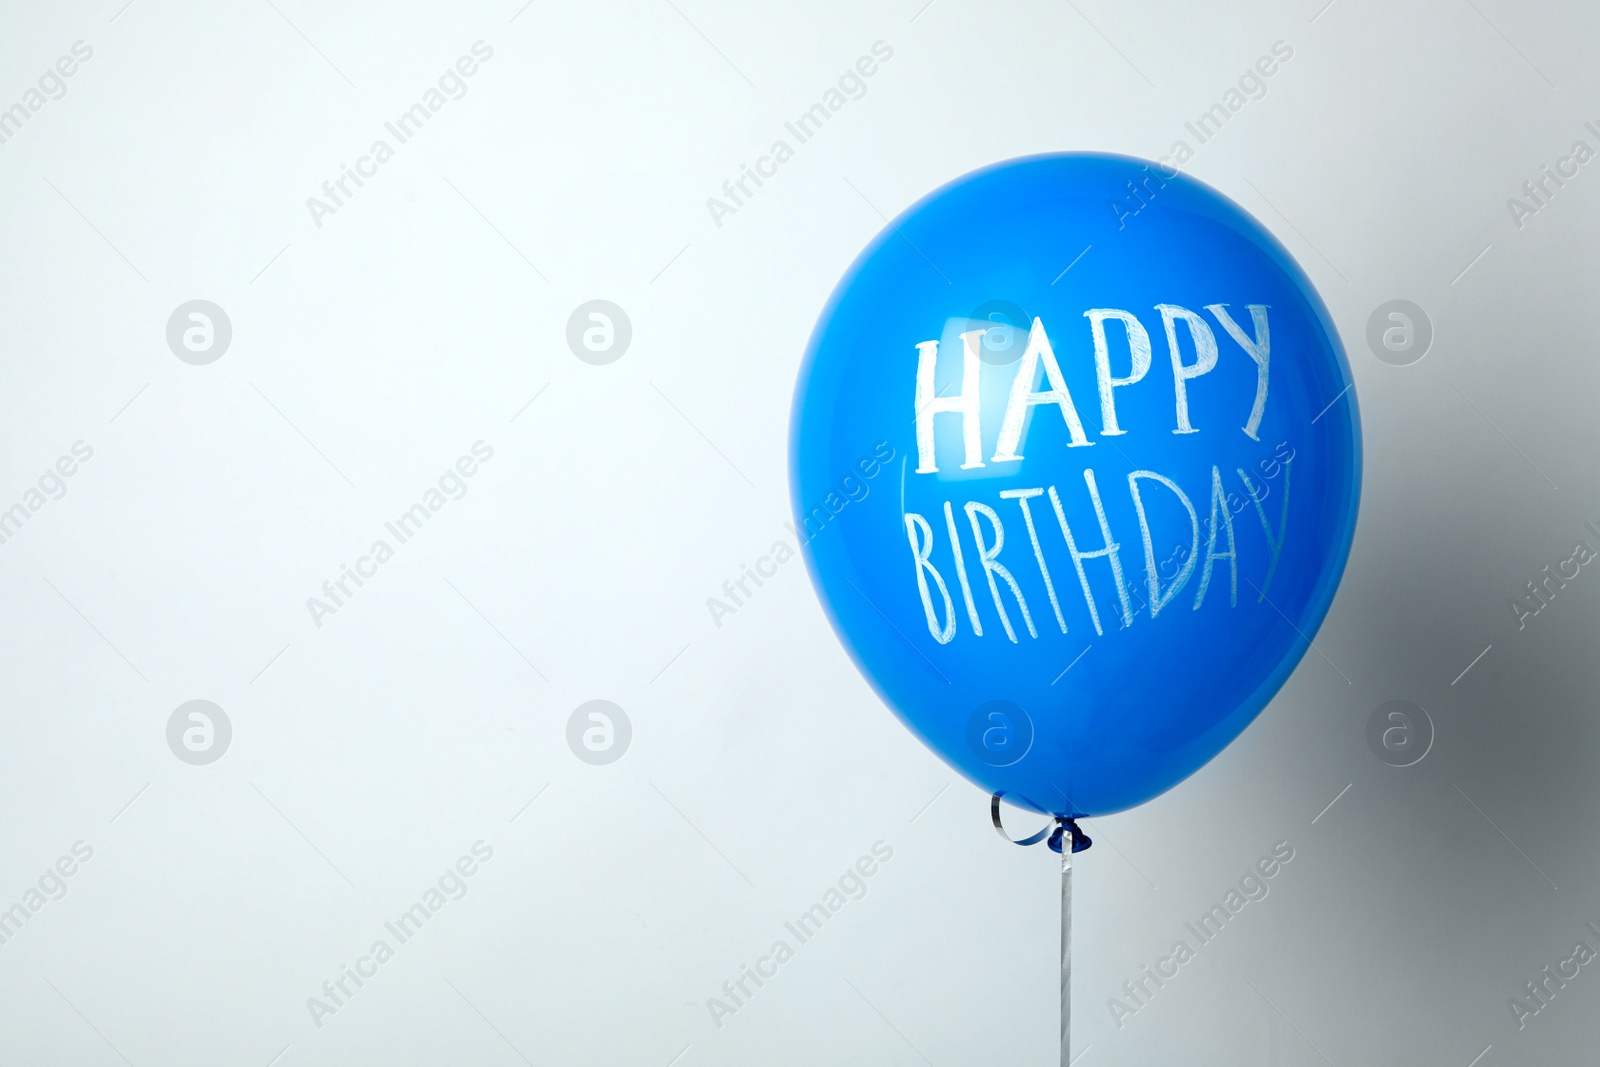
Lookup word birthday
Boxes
[1116,442,1294,632]
[906,309,1287,643]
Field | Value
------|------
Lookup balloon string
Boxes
[989,792,1094,854]
[989,793,1091,1067]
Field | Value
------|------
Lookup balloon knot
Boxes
[1048,818,1092,855]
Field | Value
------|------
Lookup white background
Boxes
[0,1,1597,1064]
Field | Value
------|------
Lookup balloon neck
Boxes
[1049,819,1092,855]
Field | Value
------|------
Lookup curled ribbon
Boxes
[990,792,1093,854]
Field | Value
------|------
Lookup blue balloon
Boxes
[790,154,1360,818]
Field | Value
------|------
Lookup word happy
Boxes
[905,308,1288,644]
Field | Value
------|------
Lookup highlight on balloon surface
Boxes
[789,152,1360,1062]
